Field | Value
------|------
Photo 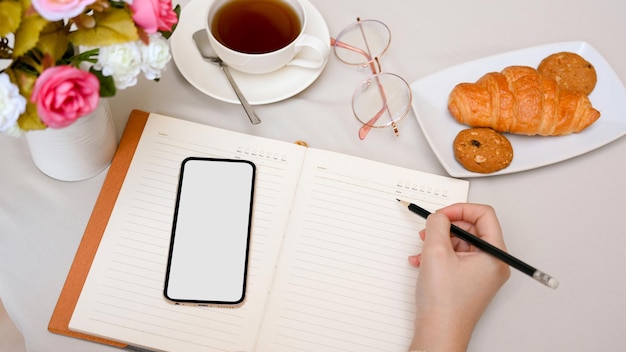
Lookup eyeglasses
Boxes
[331,18,412,140]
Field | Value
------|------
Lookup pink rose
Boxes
[31,0,97,21]
[30,66,100,129]
[130,0,178,34]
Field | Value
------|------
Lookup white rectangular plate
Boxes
[411,41,626,178]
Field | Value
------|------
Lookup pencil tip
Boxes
[396,199,409,206]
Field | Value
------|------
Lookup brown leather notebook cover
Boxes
[48,110,151,348]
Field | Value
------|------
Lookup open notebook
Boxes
[52,111,469,351]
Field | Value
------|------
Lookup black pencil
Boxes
[397,199,559,289]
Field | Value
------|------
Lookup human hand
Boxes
[408,203,510,352]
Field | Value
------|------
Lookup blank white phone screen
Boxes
[164,158,255,305]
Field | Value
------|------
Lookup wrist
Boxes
[410,308,474,352]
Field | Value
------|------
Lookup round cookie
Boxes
[538,52,597,95]
[453,128,513,174]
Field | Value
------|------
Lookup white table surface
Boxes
[2,0,625,351]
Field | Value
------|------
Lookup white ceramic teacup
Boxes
[205,0,328,74]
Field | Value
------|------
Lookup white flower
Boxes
[30,0,97,22]
[140,33,171,81]
[2,124,23,137]
[95,42,142,89]
[0,73,26,134]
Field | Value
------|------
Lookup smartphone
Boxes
[164,157,255,306]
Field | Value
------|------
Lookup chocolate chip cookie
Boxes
[453,128,514,174]
[538,52,597,95]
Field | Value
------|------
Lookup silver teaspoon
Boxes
[192,30,261,125]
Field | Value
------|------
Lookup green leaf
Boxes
[18,103,46,130]
[0,1,23,37]
[13,14,48,58]
[5,66,36,95]
[37,21,69,62]
[5,66,45,131]
[68,8,138,47]
[90,67,116,97]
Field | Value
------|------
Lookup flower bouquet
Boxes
[0,0,180,136]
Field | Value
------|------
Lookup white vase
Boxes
[25,99,117,181]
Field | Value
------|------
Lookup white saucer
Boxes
[170,0,330,105]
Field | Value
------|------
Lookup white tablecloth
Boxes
[2,0,626,351]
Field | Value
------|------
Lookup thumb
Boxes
[423,212,453,253]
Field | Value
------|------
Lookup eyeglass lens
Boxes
[333,19,391,70]
[352,72,412,129]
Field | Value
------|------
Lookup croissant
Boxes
[448,66,601,136]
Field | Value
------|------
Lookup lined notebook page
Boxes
[70,113,307,352]
[256,148,469,351]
